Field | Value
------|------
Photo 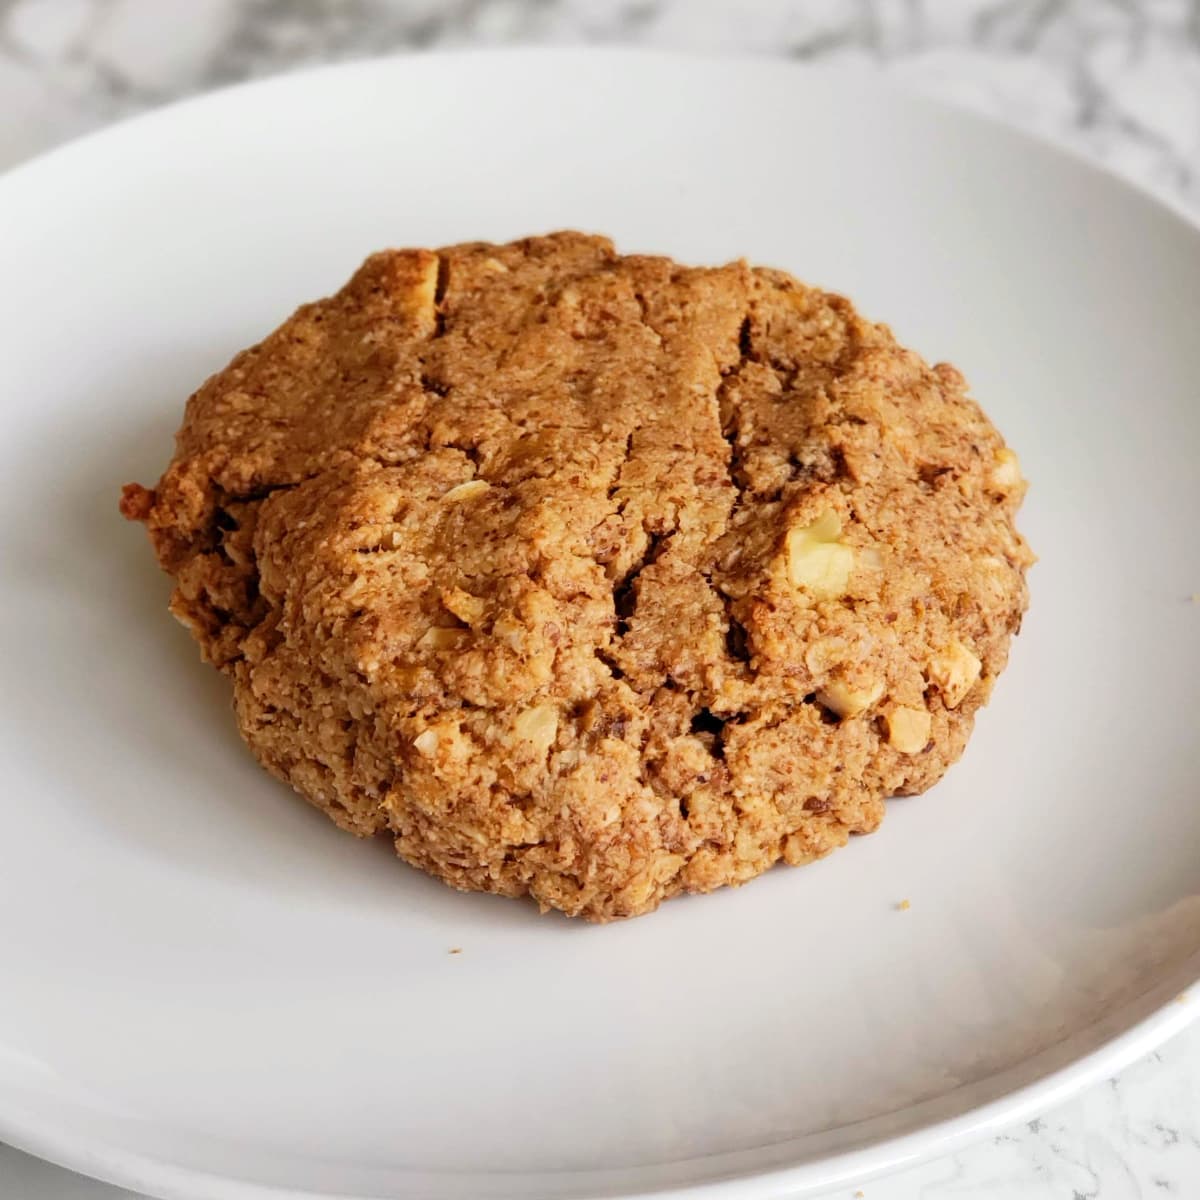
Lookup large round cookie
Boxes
[122,232,1033,921]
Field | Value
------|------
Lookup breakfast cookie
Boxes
[121,232,1033,921]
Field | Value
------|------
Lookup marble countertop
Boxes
[2,2,1198,1198]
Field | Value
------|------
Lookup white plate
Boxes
[0,47,1198,1200]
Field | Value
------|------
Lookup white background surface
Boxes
[1,3,1199,1199]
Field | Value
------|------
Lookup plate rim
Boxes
[2,994,1197,1200]
[2,44,1199,1200]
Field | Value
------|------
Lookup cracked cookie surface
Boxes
[121,232,1033,921]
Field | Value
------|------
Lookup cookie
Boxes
[121,232,1033,921]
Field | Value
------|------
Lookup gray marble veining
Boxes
[0,3,1198,1199]
[2,0,1200,213]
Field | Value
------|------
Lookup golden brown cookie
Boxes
[122,232,1033,921]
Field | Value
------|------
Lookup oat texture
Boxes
[121,232,1033,921]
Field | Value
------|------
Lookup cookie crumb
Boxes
[1175,992,1188,1004]
[449,947,463,955]
[895,899,911,912]
[854,1191,865,1198]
